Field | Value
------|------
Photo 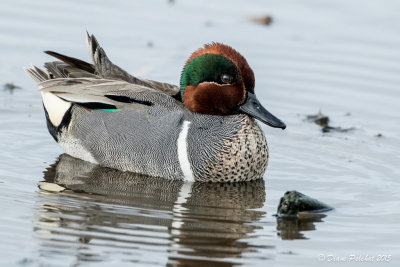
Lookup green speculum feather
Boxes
[95,109,120,112]
[180,54,239,100]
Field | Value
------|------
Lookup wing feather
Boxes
[37,78,182,111]
[27,32,180,95]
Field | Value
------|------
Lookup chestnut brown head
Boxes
[179,43,286,129]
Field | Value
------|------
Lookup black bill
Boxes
[237,92,286,129]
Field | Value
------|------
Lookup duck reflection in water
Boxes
[34,154,325,266]
[35,154,270,266]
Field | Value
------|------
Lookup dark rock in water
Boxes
[277,190,332,217]
[275,191,332,239]
[307,110,354,133]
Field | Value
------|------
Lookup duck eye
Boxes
[221,74,233,84]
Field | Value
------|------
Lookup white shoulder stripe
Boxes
[41,91,71,126]
[177,120,195,182]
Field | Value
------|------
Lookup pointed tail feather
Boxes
[26,32,180,95]
[44,50,96,74]
[25,65,50,83]
[86,32,134,81]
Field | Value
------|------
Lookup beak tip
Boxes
[238,92,287,130]
[274,122,286,130]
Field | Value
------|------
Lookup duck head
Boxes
[179,43,286,129]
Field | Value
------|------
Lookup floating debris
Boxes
[276,190,332,218]
[307,110,355,133]
[3,82,21,92]
[375,133,383,138]
[204,20,213,27]
[307,112,329,128]
[250,15,273,26]
[38,181,66,193]
[146,41,153,48]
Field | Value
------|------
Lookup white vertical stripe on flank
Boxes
[177,120,195,182]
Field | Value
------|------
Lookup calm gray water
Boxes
[1,0,399,266]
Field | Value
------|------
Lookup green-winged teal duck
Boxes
[26,33,285,182]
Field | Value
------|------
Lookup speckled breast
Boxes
[195,116,269,182]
